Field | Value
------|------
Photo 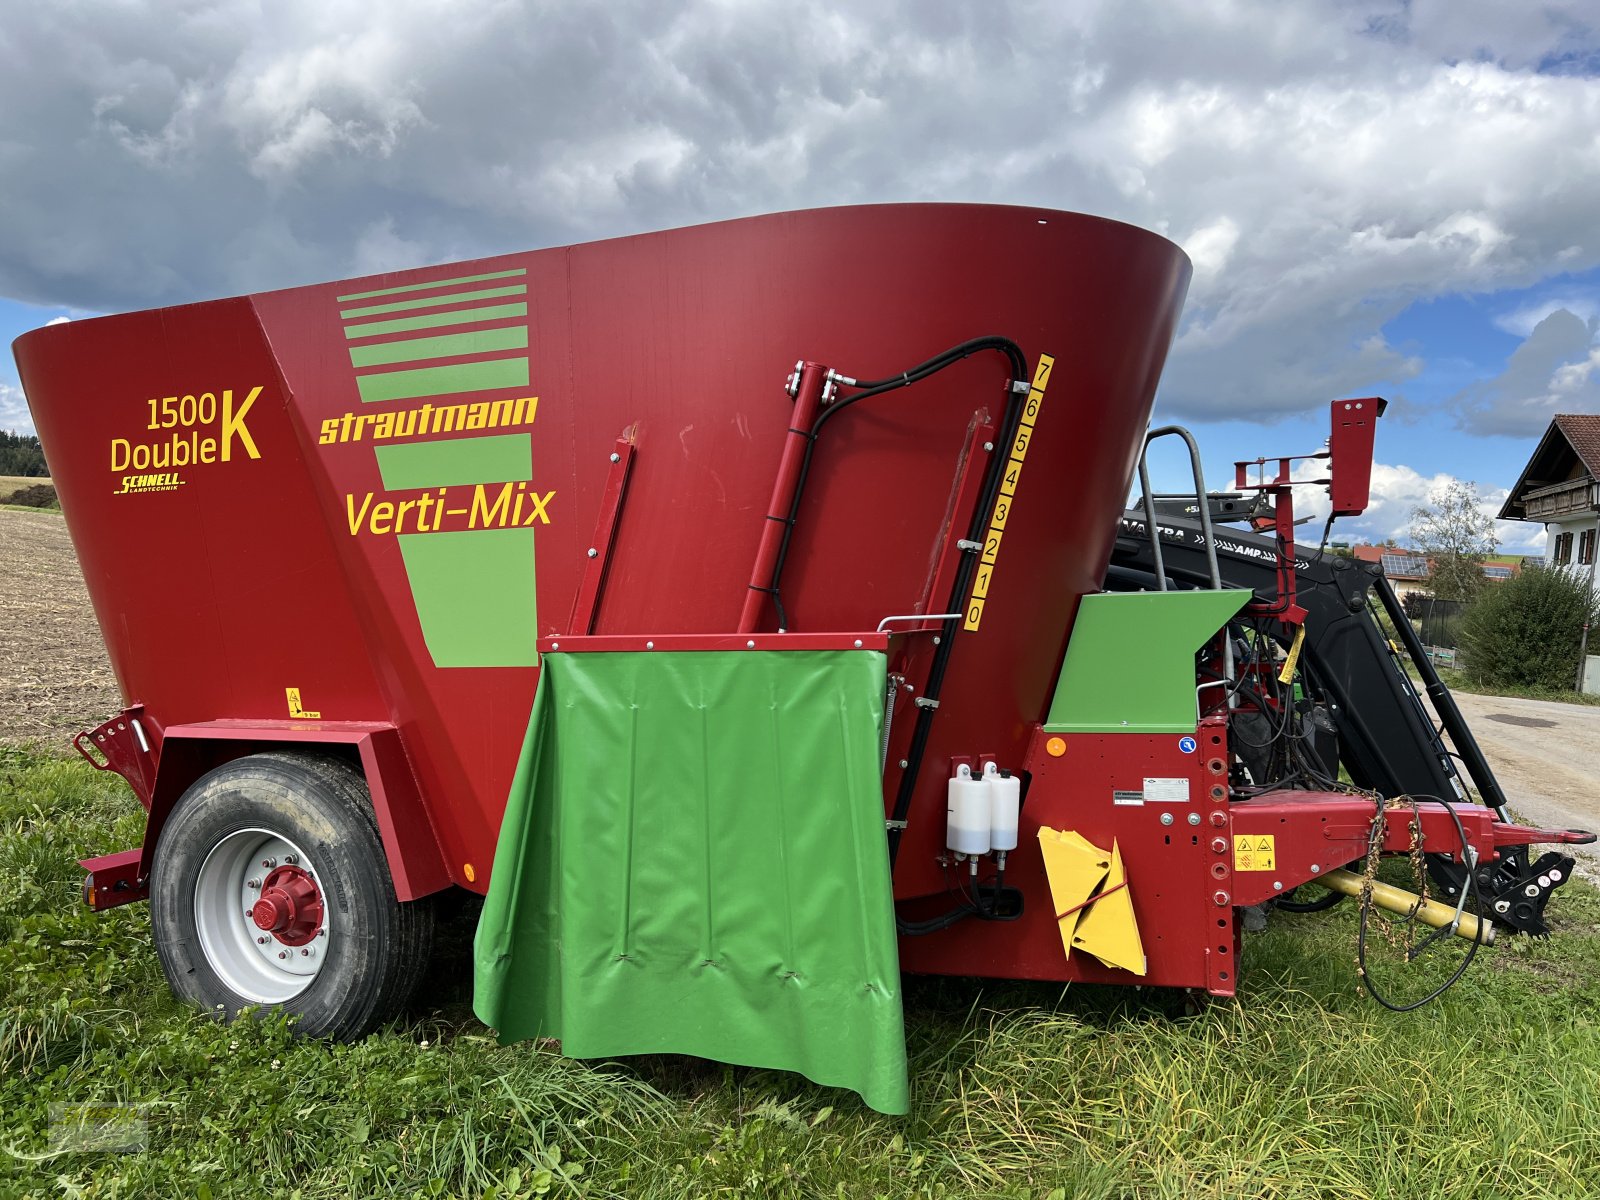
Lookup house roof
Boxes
[1558,414,1600,478]
[1380,552,1431,579]
[1498,414,1600,521]
[1347,545,1525,582]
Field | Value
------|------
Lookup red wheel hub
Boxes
[250,864,325,946]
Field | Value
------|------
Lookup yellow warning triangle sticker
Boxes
[1256,837,1273,852]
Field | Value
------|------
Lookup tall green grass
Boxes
[5,744,1600,1198]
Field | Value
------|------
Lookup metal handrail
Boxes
[1135,425,1222,591]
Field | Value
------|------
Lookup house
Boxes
[1351,545,1431,599]
[1498,413,1600,572]
[1347,546,1525,603]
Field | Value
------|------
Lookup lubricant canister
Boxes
[984,762,1021,852]
[946,764,991,855]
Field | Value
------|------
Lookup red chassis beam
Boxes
[1228,791,1592,907]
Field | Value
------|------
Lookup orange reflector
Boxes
[463,862,477,883]
[1046,737,1067,757]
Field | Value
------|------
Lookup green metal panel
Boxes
[474,649,909,1114]
[1045,590,1250,734]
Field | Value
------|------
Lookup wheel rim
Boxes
[194,828,331,1004]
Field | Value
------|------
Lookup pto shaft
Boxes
[1319,869,1496,945]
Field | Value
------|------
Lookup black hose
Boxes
[1354,794,1484,1012]
[767,336,1028,621]
[755,335,1028,869]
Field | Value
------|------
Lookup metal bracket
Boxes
[885,819,908,831]
[956,539,983,552]
[568,434,636,635]
[1010,379,1030,394]
[914,696,940,710]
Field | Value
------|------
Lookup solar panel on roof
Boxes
[1380,553,1430,577]
[1483,565,1513,579]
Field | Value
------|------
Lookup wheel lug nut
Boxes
[300,948,311,957]
[261,858,276,869]
[284,853,298,865]
[247,879,260,890]
[277,951,288,960]
[257,936,268,944]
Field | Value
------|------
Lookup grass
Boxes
[7,746,1600,1198]
[1413,662,1600,708]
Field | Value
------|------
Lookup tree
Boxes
[1408,479,1498,601]
[1460,564,1600,690]
[0,430,47,477]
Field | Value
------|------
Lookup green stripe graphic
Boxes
[349,326,528,369]
[356,357,530,403]
[376,434,533,490]
[398,528,539,668]
[340,284,528,320]
[344,303,529,340]
[337,268,526,303]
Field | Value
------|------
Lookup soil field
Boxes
[0,473,53,503]
[0,507,119,747]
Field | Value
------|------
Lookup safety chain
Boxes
[1356,794,1428,966]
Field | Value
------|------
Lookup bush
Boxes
[1460,565,1600,690]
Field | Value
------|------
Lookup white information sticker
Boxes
[1143,777,1190,803]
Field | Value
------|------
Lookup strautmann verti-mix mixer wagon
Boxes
[17,205,1593,1111]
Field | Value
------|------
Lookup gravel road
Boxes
[1440,690,1600,874]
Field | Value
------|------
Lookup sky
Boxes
[3,0,1599,554]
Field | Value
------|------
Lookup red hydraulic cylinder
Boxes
[738,360,829,633]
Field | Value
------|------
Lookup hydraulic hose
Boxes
[760,334,1029,867]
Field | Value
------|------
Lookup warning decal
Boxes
[1232,835,1276,872]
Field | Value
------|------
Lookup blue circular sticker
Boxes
[1178,736,1198,754]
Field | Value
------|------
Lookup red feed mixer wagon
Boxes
[15,205,1590,1112]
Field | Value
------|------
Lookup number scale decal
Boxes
[965,353,1052,631]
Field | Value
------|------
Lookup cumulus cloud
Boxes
[1,1,1599,423]
[1494,292,1600,337]
[1454,307,1600,435]
[0,383,33,436]
[1290,459,1543,552]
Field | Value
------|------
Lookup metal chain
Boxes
[1357,794,1428,961]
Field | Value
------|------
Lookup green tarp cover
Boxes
[473,648,909,1114]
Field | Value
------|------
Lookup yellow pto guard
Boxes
[1037,827,1147,976]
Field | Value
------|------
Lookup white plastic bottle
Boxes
[946,764,991,856]
[984,761,1021,852]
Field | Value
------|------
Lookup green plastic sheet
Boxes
[473,648,909,1114]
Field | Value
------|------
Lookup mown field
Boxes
[6,746,1600,1199]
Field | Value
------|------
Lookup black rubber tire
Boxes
[150,751,434,1039]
